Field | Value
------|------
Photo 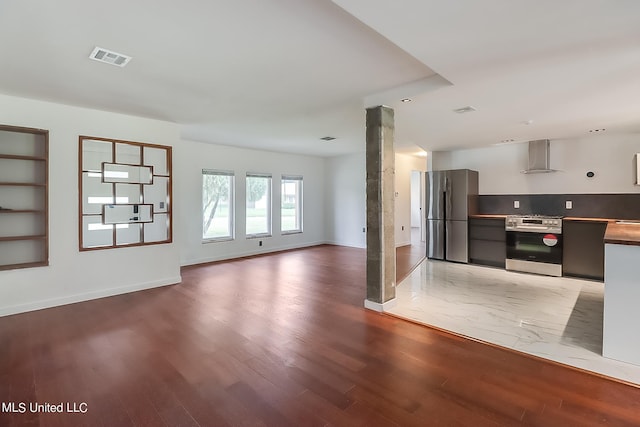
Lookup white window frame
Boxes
[202,169,235,242]
[281,175,303,234]
[246,173,272,238]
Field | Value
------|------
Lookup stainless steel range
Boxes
[505,215,563,276]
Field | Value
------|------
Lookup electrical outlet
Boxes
[514,200,520,209]
[259,240,263,246]
[362,227,366,233]
[401,225,404,231]
[566,200,573,209]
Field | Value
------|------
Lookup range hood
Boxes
[521,139,556,174]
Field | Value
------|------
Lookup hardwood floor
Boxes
[396,240,426,283]
[1,244,639,426]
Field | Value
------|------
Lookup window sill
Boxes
[282,230,303,235]
[246,234,272,239]
[202,237,234,244]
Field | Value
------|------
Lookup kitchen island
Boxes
[603,221,640,366]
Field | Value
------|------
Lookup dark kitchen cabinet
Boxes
[562,220,607,281]
[469,218,506,268]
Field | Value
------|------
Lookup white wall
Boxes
[176,139,326,265]
[324,152,366,248]
[0,94,182,316]
[395,154,427,247]
[435,134,640,194]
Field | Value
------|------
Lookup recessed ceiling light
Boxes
[89,46,132,67]
[453,106,477,114]
[522,119,534,125]
[588,128,606,133]
[401,98,412,103]
[320,136,336,141]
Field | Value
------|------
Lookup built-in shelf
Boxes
[0,124,49,270]
[79,136,172,250]
[0,182,46,187]
[0,209,45,214]
[0,235,46,242]
[0,154,47,161]
[0,261,48,272]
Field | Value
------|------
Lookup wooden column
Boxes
[365,105,396,311]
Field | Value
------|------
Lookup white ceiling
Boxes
[1,0,639,156]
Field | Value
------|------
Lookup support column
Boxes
[365,105,396,312]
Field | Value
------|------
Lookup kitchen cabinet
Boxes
[0,124,48,270]
[469,218,505,268]
[603,242,640,365]
[562,220,607,281]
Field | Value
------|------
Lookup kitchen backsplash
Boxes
[477,194,640,219]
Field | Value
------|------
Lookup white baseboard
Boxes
[181,240,329,266]
[364,298,397,312]
[0,276,182,317]
[323,239,366,249]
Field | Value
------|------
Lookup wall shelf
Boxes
[0,235,47,242]
[0,261,48,272]
[0,182,47,187]
[0,124,49,270]
[0,154,47,161]
[0,209,45,214]
[79,136,172,250]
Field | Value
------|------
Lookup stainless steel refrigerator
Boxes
[425,169,478,263]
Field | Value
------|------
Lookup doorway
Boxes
[410,170,425,245]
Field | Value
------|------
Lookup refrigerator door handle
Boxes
[444,175,452,220]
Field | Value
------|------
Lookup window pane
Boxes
[281,177,302,233]
[246,175,271,236]
[202,172,234,240]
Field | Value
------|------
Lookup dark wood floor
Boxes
[396,239,426,283]
[2,245,639,426]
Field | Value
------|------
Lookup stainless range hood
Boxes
[521,139,556,174]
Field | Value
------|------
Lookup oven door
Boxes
[506,231,562,265]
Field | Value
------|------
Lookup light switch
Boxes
[514,200,520,208]
[566,200,573,209]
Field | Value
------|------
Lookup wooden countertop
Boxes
[564,217,611,223]
[604,221,640,246]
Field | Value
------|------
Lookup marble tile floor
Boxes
[387,259,640,386]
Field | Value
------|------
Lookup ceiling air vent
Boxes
[89,47,132,67]
[453,106,477,114]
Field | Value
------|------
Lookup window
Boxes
[246,173,271,237]
[281,175,302,233]
[202,170,234,241]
